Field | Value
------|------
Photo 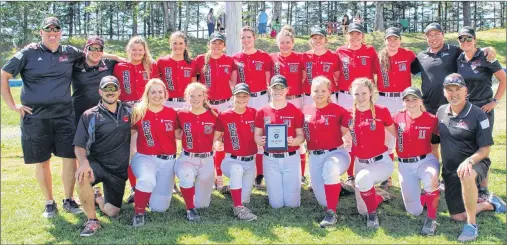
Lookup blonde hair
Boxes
[346,32,366,45]
[378,36,401,72]
[202,38,225,77]
[131,79,168,125]
[349,78,379,130]
[276,25,295,44]
[308,34,328,49]
[241,26,256,37]
[311,76,332,103]
[184,82,219,117]
[403,94,427,112]
[126,36,154,78]
[170,31,192,64]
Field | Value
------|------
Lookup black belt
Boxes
[209,98,230,105]
[230,154,255,162]
[156,154,176,160]
[357,154,384,164]
[250,90,267,97]
[338,90,351,95]
[398,154,427,163]
[304,93,311,96]
[309,147,338,155]
[263,151,297,158]
[167,97,185,102]
[286,94,303,100]
[379,92,402,97]
[183,151,214,158]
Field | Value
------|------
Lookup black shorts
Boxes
[90,161,127,208]
[442,161,489,215]
[21,115,76,164]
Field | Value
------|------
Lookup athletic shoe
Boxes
[254,174,265,189]
[63,198,83,214]
[375,187,396,202]
[438,179,445,192]
[488,194,507,213]
[80,219,101,237]
[301,176,308,185]
[215,176,224,191]
[93,187,102,209]
[220,185,231,195]
[421,217,437,236]
[132,213,146,227]
[457,224,478,242]
[42,202,58,218]
[342,176,355,193]
[366,212,379,229]
[319,209,337,228]
[127,188,135,204]
[173,183,181,195]
[233,206,257,221]
[186,208,201,222]
[379,177,392,190]
[478,187,490,203]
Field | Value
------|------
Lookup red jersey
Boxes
[134,107,178,155]
[157,56,197,98]
[393,111,438,158]
[302,103,349,150]
[177,109,217,153]
[113,62,161,102]
[254,103,304,153]
[271,52,304,96]
[195,54,234,100]
[216,107,258,156]
[377,48,416,92]
[232,50,272,93]
[336,44,381,91]
[341,105,394,159]
[302,50,340,93]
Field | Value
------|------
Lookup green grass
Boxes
[1,29,506,244]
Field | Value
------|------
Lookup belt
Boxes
[250,90,267,97]
[398,154,427,163]
[230,154,255,162]
[155,154,177,160]
[209,98,230,105]
[309,147,338,155]
[357,154,384,164]
[183,151,214,158]
[167,97,185,102]
[286,94,303,100]
[263,151,297,158]
[379,92,402,97]
[339,90,351,95]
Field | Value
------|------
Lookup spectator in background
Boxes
[207,8,216,37]
[270,17,281,38]
[341,15,350,35]
[353,13,363,25]
[257,8,268,38]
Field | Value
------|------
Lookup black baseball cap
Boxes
[424,23,443,34]
[385,27,401,39]
[310,26,327,37]
[458,26,476,38]
[269,75,288,88]
[209,32,226,43]
[347,23,365,34]
[233,83,251,95]
[402,87,423,99]
[100,76,120,89]
[42,17,61,29]
[443,74,466,87]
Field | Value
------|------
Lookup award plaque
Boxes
[265,124,288,151]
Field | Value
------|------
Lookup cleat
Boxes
[254,174,265,189]
[220,185,231,195]
[80,219,101,237]
[438,179,445,192]
[477,187,490,203]
[379,177,392,190]
[366,212,379,229]
[457,224,478,242]
[319,209,337,228]
[127,188,135,204]
[186,208,201,222]
[42,202,58,218]
[132,213,146,227]
[342,176,355,194]
[215,176,224,191]
[421,217,437,236]
[488,194,506,213]
[233,206,257,221]
[63,198,83,214]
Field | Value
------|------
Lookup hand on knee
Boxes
[459,170,477,184]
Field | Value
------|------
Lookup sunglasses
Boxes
[87,46,104,52]
[101,86,118,92]
[458,36,474,43]
[42,27,61,33]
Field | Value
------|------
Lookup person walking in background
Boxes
[257,8,268,38]
[207,8,216,37]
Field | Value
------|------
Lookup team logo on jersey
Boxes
[58,55,68,62]
[227,123,240,150]
[184,122,193,149]
[142,71,149,80]
[249,122,255,132]
[237,62,246,83]
[398,62,407,71]
[381,68,390,88]
[289,64,298,73]
[322,62,331,73]
[361,57,367,66]
[142,121,155,147]
[440,52,449,58]
[183,68,192,78]
[341,57,350,80]
[98,65,108,71]
[323,116,330,126]
[305,62,313,83]
[204,124,213,134]
[263,116,271,124]
[123,115,129,123]
[397,123,405,152]
[274,62,281,75]
[122,70,132,94]
[254,61,263,71]
[164,120,174,131]
[369,120,376,131]
[455,120,470,131]
[223,66,230,74]
[165,67,175,91]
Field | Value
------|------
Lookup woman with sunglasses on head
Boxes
[195,32,236,191]
[254,75,305,208]
[302,76,350,228]
[130,79,177,227]
[113,35,161,204]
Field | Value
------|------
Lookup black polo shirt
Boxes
[2,43,84,118]
[412,43,462,114]
[457,48,503,106]
[437,102,493,174]
[73,101,131,175]
[72,58,117,122]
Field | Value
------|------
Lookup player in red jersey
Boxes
[393,87,440,236]
[302,76,351,228]
[175,82,219,222]
[195,32,236,191]
[130,79,178,227]
[157,31,197,109]
[214,83,258,221]
[340,78,396,229]
[112,35,161,204]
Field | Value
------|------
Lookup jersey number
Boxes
[418,130,426,139]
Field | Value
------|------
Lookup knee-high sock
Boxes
[214,151,225,176]
[230,188,242,207]
[360,187,378,214]
[347,153,355,177]
[180,186,195,210]
[128,165,136,189]
[324,183,342,211]
[425,190,440,219]
[300,154,306,177]
[134,189,151,214]
[256,154,263,176]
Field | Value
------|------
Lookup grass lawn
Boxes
[1,29,506,244]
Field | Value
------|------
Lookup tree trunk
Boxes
[68,2,74,38]
[178,1,182,30]
[196,3,199,38]
[438,2,441,22]
[184,2,190,34]
[463,1,471,26]
[272,1,282,23]
[162,2,170,33]
[363,1,367,31]
[318,1,322,25]
[95,7,100,35]
[22,4,28,43]
[374,2,384,31]
[132,2,138,36]
[109,4,113,39]
[225,2,242,56]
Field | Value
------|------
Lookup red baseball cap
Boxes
[85,36,105,48]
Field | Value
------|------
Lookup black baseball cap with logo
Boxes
[458,26,476,38]
[310,26,327,37]
[269,75,288,88]
[424,23,443,34]
[443,74,466,87]
[402,87,423,99]
[347,23,365,33]
[42,16,61,29]
[209,32,226,43]
[233,83,251,95]
[100,76,120,89]
[385,27,401,39]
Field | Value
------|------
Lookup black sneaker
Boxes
[421,217,437,236]
[63,198,83,214]
[220,185,231,195]
[254,174,264,189]
[341,176,355,194]
[379,177,392,190]
[366,212,379,229]
[127,188,135,204]
[186,208,201,222]
[132,213,146,227]
[80,219,101,237]
[42,202,58,218]
[478,187,490,203]
[438,179,445,192]
[319,209,337,228]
